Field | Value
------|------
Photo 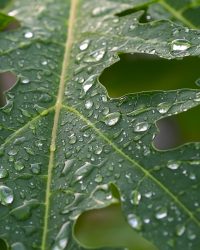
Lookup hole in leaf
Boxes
[100,53,200,97]
[0,71,17,107]
[0,13,20,32]
[154,106,200,150]
[100,53,200,149]
[116,6,152,23]
[74,204,158,250]
[0,238,8,250]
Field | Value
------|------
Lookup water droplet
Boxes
[194,92,200,102]
[155,207,168,219]
[130,190,141,205]
[134,122,150,132]
[11,242,26,250]
[14,161,25,171]
[62,159,75,176]
[22,78,30,84]
[10,199,39,221]
[13,137,26,145]
[95,174,103,183]
[85,49,106,62]
[176,224,185,236]
[85,100,93,109]
[24,31,33,39]
[167,161,180,170]
[187,229,196,240]
[0,185,14,205]
[52,222,70,250]
[157,102,171,114]
[79,39,90,51]
[171,39,191,52]
[0,167,8,179]
[127,214,142,230]
[74,162,93,181]
[68,134,77,144]
[31,163,41,175]
[104,112,121,126]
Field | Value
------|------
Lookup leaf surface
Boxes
[0,0,200,249]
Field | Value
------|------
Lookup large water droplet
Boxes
[0,185,14,205]
[127,214,142,230]
[134,122,150,132]
[104,112,121,126]
[171,39,191,52]
[85,100,93,109]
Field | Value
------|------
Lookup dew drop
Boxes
[21,78,30,84]
[62,159,75,176]
[171,39,191,52]
[79,39,90,51]
[157,102,171,114]
[74,162,93,181]
[0,185,14,205]
[95,174,103,183]
[52,222,69,250]
[155,207,168,219]
[11,242,26,250]
[24,31,33,39]
[130,190,141,206]
[104,112,121,126]
[14,161,25,171]
[167,161,180,170]
[127,214,142,230]
[30,163,41,175]
[85,100,93,109]
[176,224,185,236]
[134,122,150,132]
[0,167,8,179]
[68,134,77,144]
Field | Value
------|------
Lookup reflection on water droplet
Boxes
[134,122,150,132]
[127,214,142,230]
[104,112,121,126]
[171,39,191,52]
[0,185,14,205]
[155,207,168,219]
[62,159,75,176]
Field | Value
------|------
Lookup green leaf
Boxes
[0,0,200,249]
